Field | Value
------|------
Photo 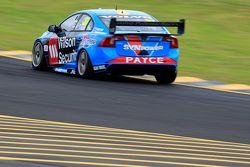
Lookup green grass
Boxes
[0,0,249,84]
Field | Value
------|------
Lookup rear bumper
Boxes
[109,56,177,65]
[106,64,176,75]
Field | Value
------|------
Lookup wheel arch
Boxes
[75,47,94,77]
[76,47,93,65]
[32,40,48,70]
[33,38,50,67]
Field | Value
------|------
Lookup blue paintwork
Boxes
[35,9,179,75]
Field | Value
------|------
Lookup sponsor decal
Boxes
[58,37,76,49]
[109,56,177,65]
[124,36,163,56]
[58,50,76,64]
[54,68,76,74]
[126,36,142,55]
[44,45,48,52]
[48,37,76,65]
[93,65,106,71]
[48,38,59,65]
[100,15,152,19]
[123,45,164,51]
[80,34,96,48]
[94,27,104,32]
[54,68,67,73]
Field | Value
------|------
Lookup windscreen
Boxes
[99,15,165,32]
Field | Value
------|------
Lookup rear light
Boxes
[126,36,141,41]
[163,36,178,48]
[99,36,124,48]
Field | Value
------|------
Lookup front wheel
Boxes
[155,67,177,84]
[32,42,47,70]
[76,50,93,78]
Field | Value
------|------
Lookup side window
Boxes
[75,15,93,31]
[60,14,81,32]
[86,20,94,31]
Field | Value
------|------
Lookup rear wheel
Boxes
[155,67,177,84]
[76,50,93,78]
[32,42,47,70]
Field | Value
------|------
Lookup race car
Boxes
[32,9,185,84]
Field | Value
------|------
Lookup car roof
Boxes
[78,9,150,16]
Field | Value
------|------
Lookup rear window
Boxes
[99,15,165,32]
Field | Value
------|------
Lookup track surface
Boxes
[0,57,249,166]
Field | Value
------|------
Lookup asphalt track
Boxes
[0,56,250,167]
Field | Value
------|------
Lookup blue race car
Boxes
[32,9,185,84]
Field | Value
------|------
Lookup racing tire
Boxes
[76,50,93,78]
[32,42,47,70]
[155,67,177,84]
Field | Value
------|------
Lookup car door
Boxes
[70,14,94,51]
[48,13,81,66]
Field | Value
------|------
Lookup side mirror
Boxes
[48,25,61,33]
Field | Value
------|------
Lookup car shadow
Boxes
[28,67,175,86]
[90,74,157,85]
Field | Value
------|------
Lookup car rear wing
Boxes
[109,18,185,35]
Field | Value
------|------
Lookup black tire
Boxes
[76,50,93,78]
[155,67,177,84]
[32,42,47,70]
